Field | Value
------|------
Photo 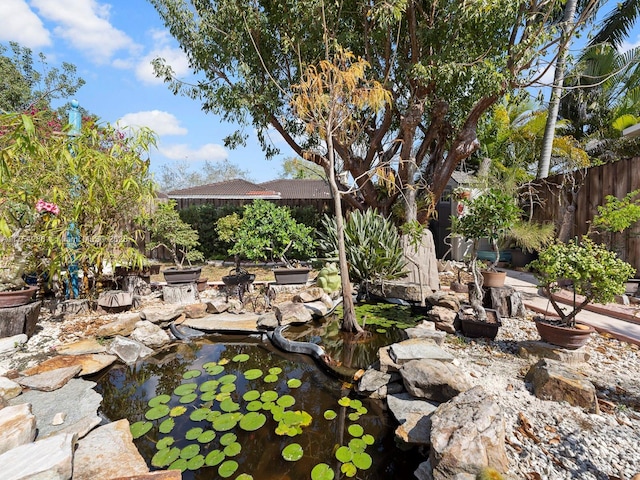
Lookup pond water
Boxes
[95,333,424,480]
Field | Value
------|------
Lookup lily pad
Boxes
[218,358,230,366]
[335,446,353,463]
[156,436,174,450]
[349,399,362,409]
[246,400,263,412]
[348,412,361,422]
[204,449,225,467]
[205,365,225,375]
[174,383,197,396]
[348,438,367,453]
[202,361,218,369]
[239,411,266,431]
[220,398,240,412]
[169,406,187,417]
[145,404,170,421]
[179,393,198,404]
[263,374,278,383]
[232,353,250,362]
[183,369,201,379]
[268,366,282,375]
[243,390,261,401]
[338,396,351,407]
[187,454,205,470]
[200,380,219,392]
[323,410,337,420]
[185,427,204,440]
[287,378,302,388]
[223,441,241,457]
[218,460,239,478]
[151,447,180,468]
[348,424,364,438]
[197,430,216,443]
[352,452,373,470]
[282,443,304,461]
[148,394,171,407]
[130,421,152,439]
[219,374,237,384]
[200,391,216,402]
[362,434,375,445]
[236,475,253,480]
[220,383,236,393]
[261,390,278,402]
[168,458,188,472]
[180,444,200,460]
[244,369,263,380]
[190,408,211,421]
[219,432,237,446]
[159,418,175,434]
[311,463,335,480]
[341,462,357,478]
[212,413,238,431]
[276,395,295,408]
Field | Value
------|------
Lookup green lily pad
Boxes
[223,441,241,457]
[362,434,375,445]
[169,406,187,417]
[276,395,295,408]
[261,390,278,402]
[148,394,171,407]
[232,353,250,362]
[197,430,216,443]
[216,392,231,402]
[323,410,337,420]
[242,390,261,401]
[179,393,198,404]
[156,436,174,450]
[158,417,175,434]
[204,449,225,467]
[287,378,302,388]
[168,458,188,472]
[338,396,351,407]
[212,413,238,431]
[219,374,237,384]
[239,411,266,431]
[352,452,373,470]
[282,410,303,426]
[246,400,263,412]
[220,383,236,393]
[200,380,219,392]
[376,328,387,334]
[200,391,216,402]
[244,369,263,380]
[219,432,237,446]
[348,424,364,438]
[335,446,353,463]
[311,463,335,480]
[183,369,201,379]
[185,427,203,440]
[268,367,282,375]
[202,361,218,369]
[145,405,170,421]
[300,411,313,427]
[205,365,225,375]
[271,405,284,421]
[341,462,357,477]
[130,421,152,439]
[174,383,197,396]
[180,444,200,460]
[187,454,205,470]
[190,408,211,421]
[151,447,180,467]
[236,475,253,480]
[263,374,278,383]
[348,438,367,453]
[348,412,360,422]
[207,410,221,422]
[218,460,239,478]
[220,398,240,412]
[357,406,368,415]
[349,399,362,409]
[282,443,304,461]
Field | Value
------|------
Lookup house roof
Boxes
[166,178,332,200]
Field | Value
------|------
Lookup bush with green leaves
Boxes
[179,204,243,259]
[318,209,406,288]
[530,237,635,327]
[227,200,315,266]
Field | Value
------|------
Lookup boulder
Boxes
[183,302,208,319]
[0,403,36,455]
[162,284,199,305]
[0,376,22,400]
[429,386,509,479]
[303,301,330,318]
[206,298,231,314]
[356,367,403,400]
[293,287,325,303]
[97,290,133,309]
[525,358,599,413]
[387,392,438,445]
[73,419,149,480]
[256,312,278,330]
[389,338,454,365]
[404,327,446,345]
[425,291,461,311]
[378,346,401,373]
[0,334,28,354]
[401,359,472,402]
[17,365,81,392]
[401,230,440,292]
[0,301,41,338]
[56,338,107,355]
[518,341,590,365]
[139,305,184,324]
[108,335,155,364]
[368,281,426,303]
[274,301,313,325]
[94,313,141,337]
[427,306,458,334]
[0,432,75,480]
[130,320,170,349]
[23,353,117,377]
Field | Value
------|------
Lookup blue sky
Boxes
[1,1,639,186]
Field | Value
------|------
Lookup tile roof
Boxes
[166,178,332,199]
[260,179,331,199]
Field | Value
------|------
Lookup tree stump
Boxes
[468,284,525,318]
[162,283,199,305]
[0,301,42,338]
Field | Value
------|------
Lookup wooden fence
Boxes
[530,157,640,276]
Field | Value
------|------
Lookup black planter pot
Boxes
[273,268,311,285]
[222,270,255,286]
[162,267,202,284]
[510,248,537,268]
[459,308,502,340]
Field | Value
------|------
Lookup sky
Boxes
[1,1,640,187]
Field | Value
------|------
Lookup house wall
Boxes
[171,197,334,213]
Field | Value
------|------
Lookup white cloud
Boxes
[117,110,187,136]
[160,143,228,161]
[31,0,137,64]
[0,0,51,48]
[620,35,640,54]
[135,30,190,84]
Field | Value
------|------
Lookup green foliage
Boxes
[147,201,204,268]
[591,190,640,234]
[507,221,555,253]
[530,237,635,326]
[229,200,315,266]
[180,204,243,259]
[318,209,406,286]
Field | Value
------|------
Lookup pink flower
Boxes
[35,199,60,215]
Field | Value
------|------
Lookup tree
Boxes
[157,159,251,191]
[149,0,594,222]
[278,157,326,180]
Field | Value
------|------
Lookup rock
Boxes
[256,312,278,330]
[8,378,102,440]
[0,376,22,400]
[0,403,36,455]
[97,290,133,309]
[227,298,244,314]
[368,281,428,303]
[387,392,438,445]
[427,306,458,334]
[23,353,117,377]
[303,301,330,318]
[485,285,525,318]
[414,460,433,480]
[139,305,184,324]
[518,340,590,365]
[356,367,397,393]
[95,313,141,338]
[525,358,599,413]
[425,291,461,311]
[274,301,313,325]
[0,301,41,338]
[183,302,208,318]
[378,346,401,373]
[401,230,440,292]
[107,335,155,364]
[293,287,325,303]
[0,432,75,480]
[206,298,231,314]
[17,365,81,392]
[401,359,472,402]
[73,419,149,480]
[130,320,170,348]
[319,293,335,310]
[52,412,66,426]
[389,338,454,365]
[61,299,93,317]
[0,334,28,354]
[429,386,509,479]
[405,328,446,345]
[56,338,107,355]
[162,283,199,304]
[111,472,182,480]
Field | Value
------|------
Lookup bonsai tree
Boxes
[147,201,204,269]
[588,189,640,261]
[223,200,315,267]
[529,237,635,327]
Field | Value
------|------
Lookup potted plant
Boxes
[529,237,635,349]
[220,200,315,284]
[146,201,205,284]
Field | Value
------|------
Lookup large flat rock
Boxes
[183,313,261,332]
[387,392,438,445]
[23,353,117,376]
[55,338,107,355]
[0,403,36,455]
[17,365,81,392]
[0,432,75,480]
[389,338,454,365]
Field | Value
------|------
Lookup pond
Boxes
[95,332,424,480]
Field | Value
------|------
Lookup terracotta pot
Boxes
[481,270,506,288]
[196,277,209,292]
[273,268,311,285]
[162,267,202,284]
[535,317,594,350]
[0,285,38,308]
